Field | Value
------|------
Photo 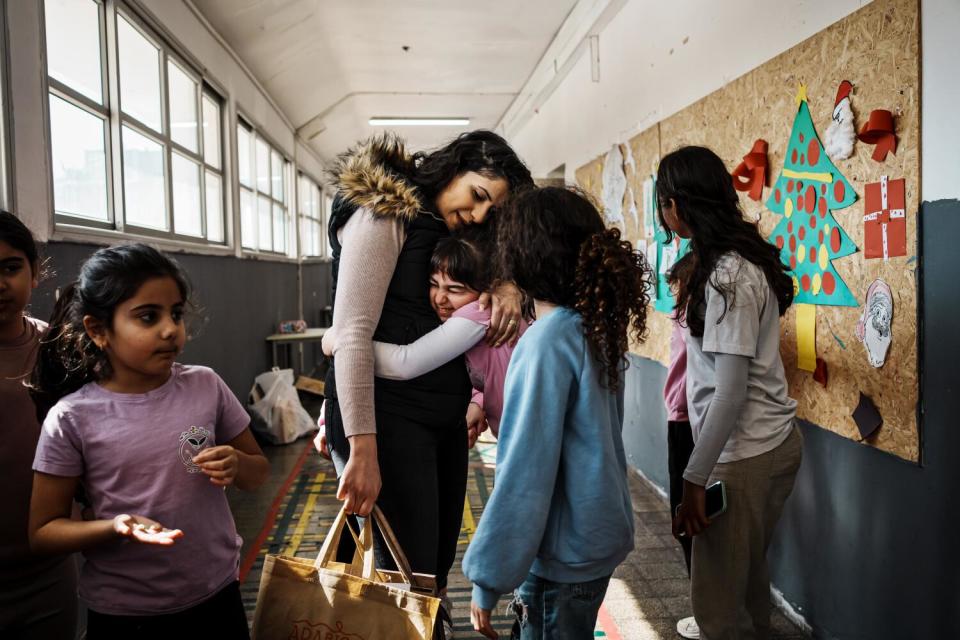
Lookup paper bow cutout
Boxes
[731,139,768,201]
[857,109,897,162]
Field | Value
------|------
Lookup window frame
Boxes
[42,0,228,249]
[297,170,328,260]
[236,115,293,257]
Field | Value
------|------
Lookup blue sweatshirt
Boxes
[462,306,635,610]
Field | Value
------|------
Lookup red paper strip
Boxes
[731,139,768,201]
[863,176,907,260]
[857,109,897,162]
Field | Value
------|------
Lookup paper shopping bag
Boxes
[251,505,439,639]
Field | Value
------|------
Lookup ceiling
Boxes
[193,0,579,162]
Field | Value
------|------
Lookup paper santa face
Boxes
[856,279,893,368]
[825,80,855,161]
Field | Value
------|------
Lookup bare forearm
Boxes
[234,451,270,491]
[31,517,117,555]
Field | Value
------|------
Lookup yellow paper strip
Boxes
[796,303,817,372]
[782,168,833,183]
[459,496,476,545]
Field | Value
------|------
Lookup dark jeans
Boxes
[86,581,248,640]
[668,419,695,575]
[327,397,468,591]
[510,573,611,640]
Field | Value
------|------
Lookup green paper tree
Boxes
[766,90,859,306]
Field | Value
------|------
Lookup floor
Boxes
[228,434,808,639]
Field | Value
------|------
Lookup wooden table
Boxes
[265,327,329,376]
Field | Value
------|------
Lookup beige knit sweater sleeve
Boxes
[332,208,406,437]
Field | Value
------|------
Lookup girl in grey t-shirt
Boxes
[656,146,803,639]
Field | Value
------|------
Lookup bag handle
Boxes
[370,505,416,587]
[315,505,370,575]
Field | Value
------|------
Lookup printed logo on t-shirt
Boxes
[178,425,214,473]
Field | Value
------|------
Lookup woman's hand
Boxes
[471,601,498,639]
[338,434,381,516]
[314,404,332,459]
[113,514,183,546]
[466,402,487,449]
[193,445,240,487]
[480,281,522,347]
[672,479,711,538]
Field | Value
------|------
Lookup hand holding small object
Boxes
[113,514,183,545]
[193,445,240,486]
[470,601,498,639]
[673,480,710,538]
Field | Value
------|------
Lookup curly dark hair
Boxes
[495,187,651,389]
[412,130,534,207]
[30,243,193,420]
[657,146,793,337]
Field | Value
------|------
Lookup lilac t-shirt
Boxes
[33,363,249,615]
[453,301,528,436]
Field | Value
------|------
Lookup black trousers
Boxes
[667,419,695,575]
[327,397,469,591]
[86,581,248,640]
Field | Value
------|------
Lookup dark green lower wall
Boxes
[29,242,333,399]
[621,199,960,638]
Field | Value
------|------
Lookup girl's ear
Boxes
[82,315,108,349]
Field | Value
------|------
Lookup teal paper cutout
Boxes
[766,98,859,307]
[653,223,690,314]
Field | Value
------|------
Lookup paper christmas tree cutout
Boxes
[766,90,859,307]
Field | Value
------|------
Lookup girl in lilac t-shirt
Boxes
[28,244,269,639]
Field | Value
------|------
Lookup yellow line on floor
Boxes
[460,495,476,545]
[282,472,326,557]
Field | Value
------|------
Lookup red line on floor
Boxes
[597,604,624,640]
[239,440,315,582]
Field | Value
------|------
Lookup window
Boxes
[237,121,291,254]
[298,173,325,258]
[0,5,9,211]
[43,0,225,244]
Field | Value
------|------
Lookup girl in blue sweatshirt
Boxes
[463,187,652,639]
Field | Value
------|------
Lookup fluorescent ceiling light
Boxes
[369,117,470,126]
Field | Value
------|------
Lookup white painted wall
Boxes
[921,0,960,202]
[507,0,869,182]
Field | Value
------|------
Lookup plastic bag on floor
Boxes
[248,368,316,444]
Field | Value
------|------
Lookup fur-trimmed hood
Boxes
[327,133,423,222]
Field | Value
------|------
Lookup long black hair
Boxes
[0,210,47,279]
[657,146,793,337]
[30,243,191,419]
[495,187,651,390]
[412,130,534,206]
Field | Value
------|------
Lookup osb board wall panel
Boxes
[575,0,919,462]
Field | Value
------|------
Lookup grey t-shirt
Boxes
[685,253,797,464]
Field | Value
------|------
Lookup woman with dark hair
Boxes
[659,146,802,639]
[463,187,650,639]
[323,130,533,635]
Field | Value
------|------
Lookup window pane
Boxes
[205,171,223,243]
[45,0,103,103]
[273,204,286,253]
[237,126,251,188]
[271,151,283,201]
[122,126,166,229]
[49,95,108,220]
[255,138,270,194]
[257,194,272,251]
[118,16,161,132]
[167,61,198,152]
[298,217,310,256]
[298,176,308,217]
[171,152,201,237]
[202,96,220,169]
[240,188,255,248]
